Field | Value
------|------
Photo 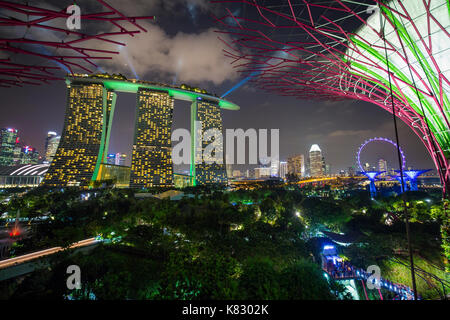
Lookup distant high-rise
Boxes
[44,131,57,162]
[45,134,60,164]
[107,153,116,165]
[287,154,305,178]
[254,167,271,179]
[0,128,18,166]
[19,146,39,165]
[378,159,388,175]
[309,144,324,177]
[279,161,288,179]
[348,166,355,176]
[325,163,331,176]
[270,158,279,177]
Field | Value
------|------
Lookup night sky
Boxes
[0,0,435,174]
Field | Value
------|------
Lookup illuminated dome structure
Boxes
[214,0,450,194]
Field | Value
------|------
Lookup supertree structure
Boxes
[213,0,450,195]
[0,0,154,87]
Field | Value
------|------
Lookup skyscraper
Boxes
[43,83,116,187]
[379,159,388,175]
[19,146,39,165]
[288,154,305,178]
[45,134,60,164]
[130,88,174,188]
[44,131,57,162]
[192,98,227,185]
[309,144,324,177]
[270,158,279,177]
[0,128,18,166]
[279,161,288,179]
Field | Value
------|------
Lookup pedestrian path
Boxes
[321,245,416,300]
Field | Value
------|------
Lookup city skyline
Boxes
[0,0,436,175]
[0,0,447,303]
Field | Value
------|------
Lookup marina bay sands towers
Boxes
[42,74,238,188]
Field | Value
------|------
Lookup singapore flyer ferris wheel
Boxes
[356,137,406,173]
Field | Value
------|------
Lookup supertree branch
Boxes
[0,0,155,87]
[212,0,450,193]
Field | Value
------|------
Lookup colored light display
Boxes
[213,0,449,194]
[357,137,406,173]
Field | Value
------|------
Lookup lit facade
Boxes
[45,134,60,164]
[192,99,227,185]
[215,0,450,194]
[44,131,57,162]
[379,159,388,175]
[41,75,239,188]
[0,128,18,166]
[0,164,49,188]
[279,161,288,179]
[287,154,304,178]
[19,146,39,165]
[130,88,174,188]
[309,145,324,177]
[270,158,279,177]
[43,83,116,187]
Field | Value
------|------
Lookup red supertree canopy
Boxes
[213,0,450,193]
[0,0,154,87]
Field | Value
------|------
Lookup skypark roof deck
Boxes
[67,74,240,111]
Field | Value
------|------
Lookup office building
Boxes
[44,131,57,162]
[379,158,388,175]
[45,134,60,164]
[270,158,279,177]
[288,154,305,178]
[0,128,18,166]
[279,161,288,179]
[19,146,39,165]
[309,144,324,177]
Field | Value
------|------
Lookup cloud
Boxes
[97,24,238,85]
[328,129,373,137]
[106,0,212,17]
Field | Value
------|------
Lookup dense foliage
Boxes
[1,186,448,300]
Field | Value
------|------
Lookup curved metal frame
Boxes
[356,137,406,173]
